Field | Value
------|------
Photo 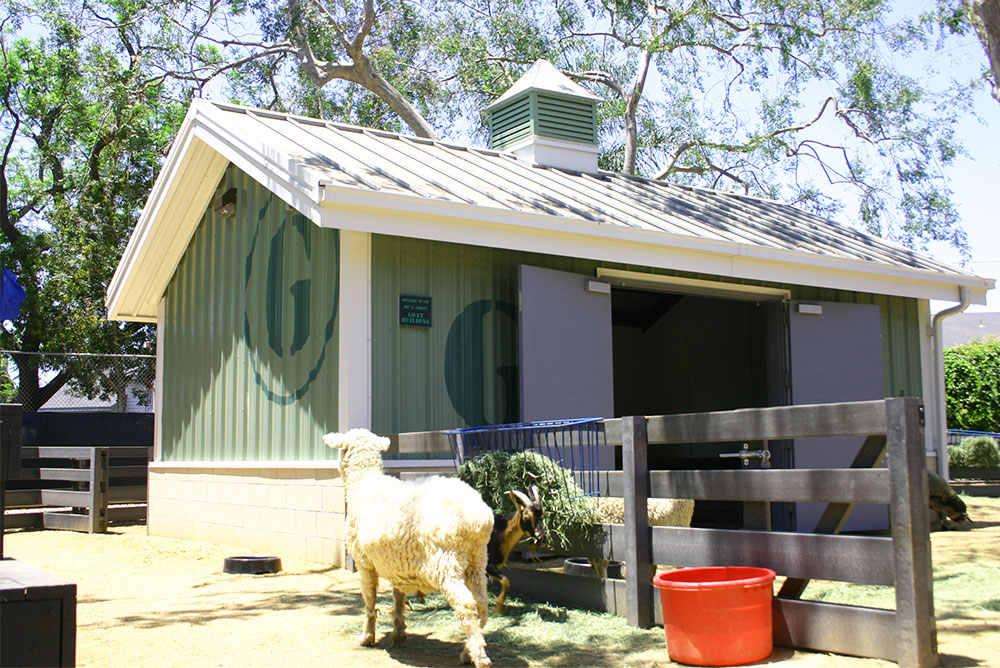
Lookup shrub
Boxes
[0,355,16,403]
[948,436,1000,469]
[944,337,1000,433]
[456,450,600,550]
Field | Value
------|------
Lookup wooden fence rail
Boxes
[4,446,151,533]
[402,398,936,667]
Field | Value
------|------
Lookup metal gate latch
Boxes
[719,442,772,467]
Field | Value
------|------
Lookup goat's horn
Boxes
[507,489,532,508]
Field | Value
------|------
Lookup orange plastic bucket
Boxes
[653,566,776,666]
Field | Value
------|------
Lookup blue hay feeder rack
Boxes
[445,417,603,498]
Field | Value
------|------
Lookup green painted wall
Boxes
[371,235,923,436]
[160,165,340,461]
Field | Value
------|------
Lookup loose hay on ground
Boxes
[3,495,1000,667]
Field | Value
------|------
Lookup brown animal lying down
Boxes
[929,470,971,530]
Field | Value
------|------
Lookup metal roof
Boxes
[206,101,971,275]
[106,99,993,321]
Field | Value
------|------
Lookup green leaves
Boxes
[945,337,1000,433]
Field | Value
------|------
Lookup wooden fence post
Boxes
[886,398,937,667]
[88,448,109,534]
[622,415,652,628]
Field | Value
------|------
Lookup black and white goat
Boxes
[486,486,546,613]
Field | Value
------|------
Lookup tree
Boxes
[1,4,210,410]
[965,0,1000,103]
[2,1,991,414]
[944,337,1000,433]
[254,1,978,256]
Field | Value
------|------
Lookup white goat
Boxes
[593,496,695,526]
[588,496,695,579]
[324,429,494,668]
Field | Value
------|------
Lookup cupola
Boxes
[484,59,601,173]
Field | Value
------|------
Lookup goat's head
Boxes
[322,429,389,484]
[507,485,546,544]
[935,496,971,524]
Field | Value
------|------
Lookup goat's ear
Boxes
[322,432,346,450]
[507,489,532,509]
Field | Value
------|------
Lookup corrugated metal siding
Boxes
[161,165,339,461]
[371,236,923,435]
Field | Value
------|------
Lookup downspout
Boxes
[929,286,972,480]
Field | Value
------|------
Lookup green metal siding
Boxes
[161,165,339,461]
[371,235,923,435]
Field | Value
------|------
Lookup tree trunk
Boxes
[969,0,1000,103]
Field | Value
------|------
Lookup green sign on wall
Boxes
[400,295,432,327]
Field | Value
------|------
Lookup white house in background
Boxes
[942,312,1000,348]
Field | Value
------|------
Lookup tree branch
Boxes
[291,2,439,139]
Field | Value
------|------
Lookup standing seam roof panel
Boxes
[198,103,978,280]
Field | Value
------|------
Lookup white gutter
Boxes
[929,286,973,479]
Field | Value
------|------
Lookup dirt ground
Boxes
[4,497,1000,668]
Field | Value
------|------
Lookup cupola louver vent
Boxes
[485,60,600,172]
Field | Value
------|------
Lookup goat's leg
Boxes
[486,563,510,614]
[357,566,378,646]
[440,576,492,668]
[391,588,407,644]
[588,558,609,579]
[468,547,489,626]
[497,574,511,614]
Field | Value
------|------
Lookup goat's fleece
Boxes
[593,496,695,526]
[323,428,494,668]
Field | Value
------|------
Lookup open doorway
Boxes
[517,265,793,529]
[610,287,784,528]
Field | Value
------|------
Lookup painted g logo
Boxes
[244,196,339,405]
[444,299,518,426]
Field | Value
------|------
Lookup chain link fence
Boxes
[0,351,155,413]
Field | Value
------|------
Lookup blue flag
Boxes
[0,268,26,321]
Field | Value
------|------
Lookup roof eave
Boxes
[315,183,994,304]
[106,102,326,321]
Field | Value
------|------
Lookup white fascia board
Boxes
[316,185,994,304]
[107,122,229,321]
[107,105,201,319]
[107,104,329,322]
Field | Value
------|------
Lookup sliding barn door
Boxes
[518,265,614,422]
[789,301,886,532]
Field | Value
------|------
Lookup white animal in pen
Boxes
[588,496,695,578]
[324,429,494,668]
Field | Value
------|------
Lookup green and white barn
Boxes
[107,61,993,563]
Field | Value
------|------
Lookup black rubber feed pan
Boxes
[563,557,624,579]
[224,556,282,575]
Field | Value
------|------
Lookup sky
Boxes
[917,22,1000,314]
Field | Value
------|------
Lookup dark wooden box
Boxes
[0,558,76,667]
[1,403,22,481]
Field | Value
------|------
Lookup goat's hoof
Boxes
[357,632,376,647]
[391,630,407,645]
[460,646,491,667]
